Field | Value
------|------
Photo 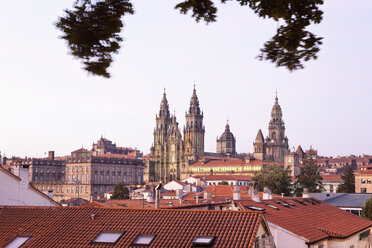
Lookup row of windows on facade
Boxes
[33,173,142,184]
[207,181,249,186]
[191,166,262,172]
[34,166,141,174]
[361,178,372,184]
[37,185,112,194]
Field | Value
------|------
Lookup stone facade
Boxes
[216,121,236,156]
[19,138,144,201]
[253,94,290,163]
[145,87,205,183]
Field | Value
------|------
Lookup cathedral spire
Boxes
[188,85,201,116]
[159,89,170,119]
[271,91,282,119]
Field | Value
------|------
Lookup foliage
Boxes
[56,0,134,78]
[111,181,130,199]
[337,165,355,193]
[219,181,229,185]
[252,164,292,196]
[56,0,323,77]
[362,197,372,220]
[175,0,323,71]
[294,150,323,196]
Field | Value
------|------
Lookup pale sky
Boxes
[0,1,371,158]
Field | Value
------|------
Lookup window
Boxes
[367,179,371,184]
[67,186,69,193]
[362,178,366,184]
[93,231,124,243]
[192,236,215,247]
[5,236,31,248]
[133,234,156,245]
[362,188,367,193]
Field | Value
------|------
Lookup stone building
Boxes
[145,87,205,183]
[216,121,236,156]
[19,138,144,201]
[253,94,290,163]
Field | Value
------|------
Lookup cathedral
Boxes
[144,87,205,183]
[144,88,295,183]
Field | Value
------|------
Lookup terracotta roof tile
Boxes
[0,207,263,247]
[238,198,372,244]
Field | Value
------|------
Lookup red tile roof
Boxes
[357,170,372,175]
[0,207,263,248]
[238,198,372,244]
[321,174,342,181]
[71,148,90,153]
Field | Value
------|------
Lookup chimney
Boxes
[48,151,55,160]
[176,189,183,197]
[233,185,240,200]
[147,191,154,203]
[196,178,201,187]
[13,165,29,189]
[90,196,94,203]
[47,189,54,199]
[263,187,273,200]
[249,182,260,202]
[302,188,310,198]
[195,196,199,204]
[204,191,212,199]
[186,184,192,193]
[155,183,162,209]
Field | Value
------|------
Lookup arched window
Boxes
[272,132,276,139]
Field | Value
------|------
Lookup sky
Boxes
[0,1,371,158]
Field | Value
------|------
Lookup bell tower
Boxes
[265,92,289,162]
[183,86,205,160]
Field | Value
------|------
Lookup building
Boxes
[216,120,236,156]
[320,193,372,216]
[145,87,205,183]
[355,170,372,193]
[0,207,273,248]
[253,94,289,163]
[321,174,342,193]
[17,137,144,202]
[237,197,372,248]
[0,166,59,206]
[145,88,302,184]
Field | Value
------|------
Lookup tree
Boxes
[362,197,372,220]
[252,164,292,196]
[337,165,355,193]
[294,150,323,196]
[56,0,323,77]
[111,181,130,199]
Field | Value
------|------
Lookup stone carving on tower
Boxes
[253,93,289,163]
[183,86,205,161]
[216,120,236,156]
[145,87,204,183]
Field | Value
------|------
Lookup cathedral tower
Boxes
[147,90,172,182]
[253,129,265,161]
[183,86,205,160]
[265,93,289,162]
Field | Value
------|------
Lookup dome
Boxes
[219,122,235,141]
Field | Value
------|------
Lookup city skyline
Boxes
[0,0,371,158]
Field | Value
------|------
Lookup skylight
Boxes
[245,206,265,211]
[5,236,31,248]
[93,231,124,243]
[193,236,215,247]
[263,202,279,210]
[133,234,156,245]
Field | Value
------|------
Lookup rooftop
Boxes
[0,206,263,247]
[238,198,372,244]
